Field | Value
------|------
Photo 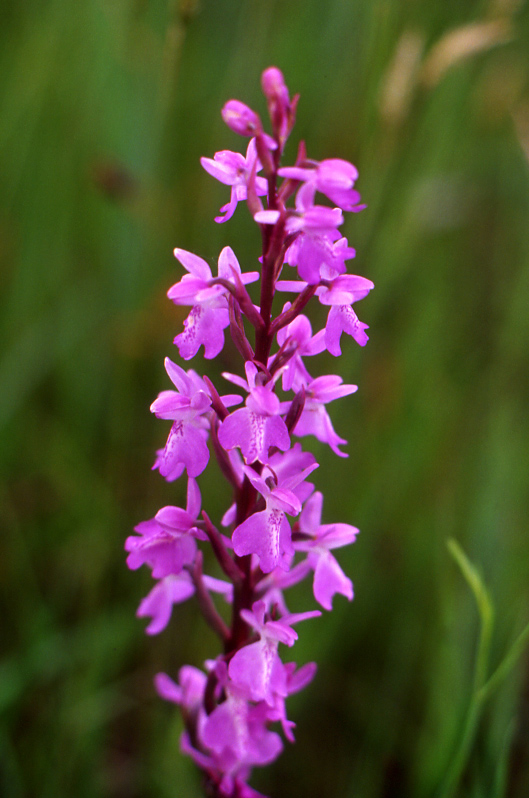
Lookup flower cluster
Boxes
[126,68,373,798]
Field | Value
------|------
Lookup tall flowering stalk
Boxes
[126,68,373,798]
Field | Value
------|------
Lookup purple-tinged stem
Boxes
[201,511,244,585]
[189,552,230,644]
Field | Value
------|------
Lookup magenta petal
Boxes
[219,409,289,464]
[137,575,195,634]
[228,640,286,703]
[160,421,209,479]
[312,550,353,610]
[185,477,201,518]
[167,275,207,304]
[294,404,348,457]
[200,153,244,185]
[125,522,197,578]
[299,490,323,534]
[154,672,183,704]
[318,522,359,549]
[152,450,185,482]
[254,209,280,225]
[201,694,248,758]
[269,487,301,516]
[277,166,313,182]
[246,386,280,416]
[286,662,317,694]
[154,505,192,531]
[164,357,192,394]
[173,248,212,281]
[325,305,369,356]
[232,509,293,573]
[217,245,241,280]
[246,707,284,765]
[218,408,253,455]
[263,415,290,456]
[214,190,239,223]
[174,305,229,360]
[150,391,189,419]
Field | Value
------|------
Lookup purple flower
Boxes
[316,271,374,353]
[231,460,317,573]
[290,374,358,457]
[228,601,320,704]
[137,573,196,634]
[125,478,203,578]
[267,444,317,505]
[169,246,258,359]
[255,560,313,616]
[317,271,374,306]
[275,271,374,353]
[155,665,207,711]
[324,304,370,353]
[201,689,283,770]
[279,158,366,212]
[255,188,352,285]
[218,363,290,465]
[264,661,317,742]
[166,662,281,797]
[200,139,269,223]
[295,491,358,610]
[138,571,233,635]
[181,729,272,798]
[150,358,213,479]
[273,312,326,391]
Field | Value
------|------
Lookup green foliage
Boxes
[2,1,529,796]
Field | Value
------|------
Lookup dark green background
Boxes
[2,1,529,796]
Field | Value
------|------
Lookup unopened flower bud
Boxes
[262,66,297,147]
[221,100,262,136]
[261,67,289,107]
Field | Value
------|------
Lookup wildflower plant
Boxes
[126,68,374,798]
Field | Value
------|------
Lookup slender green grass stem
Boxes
[438,540,494,798]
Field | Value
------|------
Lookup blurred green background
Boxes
[2,1,529,796]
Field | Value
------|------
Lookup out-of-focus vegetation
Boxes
[2,1,529,796]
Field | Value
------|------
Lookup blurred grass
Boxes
[1,1,529,797]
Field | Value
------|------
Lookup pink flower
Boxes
[290,374,358,456]
[228,601,320,704]
[264,661,317,742]
[201,139,268,223]
[218,363,290,465]
[155,665,207,711]
[273,312,326,392]
[150,358,212,478]
[137,571,232,635]
[125,478,203,577]
[231,460,317,573]
[324,304,370,353]
[169,247,258,359]
[137,573,196,634]
[295,491,358,610]
[201,689,283,770]
[255,188,352,284]
[279,158,366,212]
